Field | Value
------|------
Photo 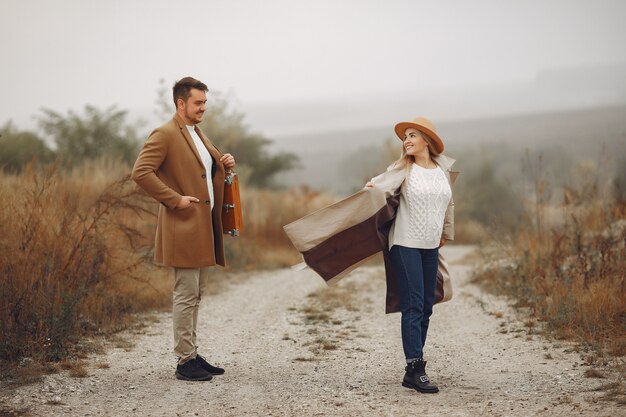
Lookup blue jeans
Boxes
[389,245,439,362]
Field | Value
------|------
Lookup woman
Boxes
[366,116,455,394]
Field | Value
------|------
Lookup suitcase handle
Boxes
[225,170,237,185]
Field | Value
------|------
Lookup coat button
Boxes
[201,174,206,179]
[205,200,210,205]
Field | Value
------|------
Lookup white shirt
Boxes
[389,163,452,249]
[186,125,214,210]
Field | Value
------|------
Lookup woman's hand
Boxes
[439,237,447,248]
[364,182,375,189]
[220,153,236,169]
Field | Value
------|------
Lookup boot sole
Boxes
[207,370,225,376]
[175,371,213,381]
[402,380,439,393]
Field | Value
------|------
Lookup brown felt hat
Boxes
[394,116,444,153]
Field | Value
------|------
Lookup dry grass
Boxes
[293,356,316,362]
[0,360,59,390]
[59,359,88,378]
[594,379,626,405]
[0,406,33,416]
[584,368,607,379]
[107,334,136,351]
[294,280,365,358]
[473,169,626,357]
[0,159,338,367]
[305,281,359,312]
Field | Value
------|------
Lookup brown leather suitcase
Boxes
[222,172,243,236]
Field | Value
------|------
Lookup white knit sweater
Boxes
[388,163,452,250]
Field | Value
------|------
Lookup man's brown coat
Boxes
[132,114,226,268]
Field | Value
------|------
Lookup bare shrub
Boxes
[0,162,168,361]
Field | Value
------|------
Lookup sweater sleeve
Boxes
[369,161,406,198]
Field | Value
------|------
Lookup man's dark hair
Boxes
[173,77,208,107]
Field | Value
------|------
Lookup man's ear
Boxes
[176,98,185,111]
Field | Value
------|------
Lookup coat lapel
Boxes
[195,127,223,168]
[173,114,205,167]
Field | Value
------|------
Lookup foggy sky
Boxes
[1,0,625,135]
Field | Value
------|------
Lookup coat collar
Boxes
[433,154,459,186]
[433,153,456,171]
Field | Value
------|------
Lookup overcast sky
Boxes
[1,0,625,134]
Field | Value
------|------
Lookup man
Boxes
[132,76,236,381]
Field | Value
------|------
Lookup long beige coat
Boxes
[132,114,226,268]
[283,154,459,313]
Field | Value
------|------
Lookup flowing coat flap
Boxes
[284,186,397,286]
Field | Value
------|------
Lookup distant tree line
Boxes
[0,106,141,173]
[0,91,298,188]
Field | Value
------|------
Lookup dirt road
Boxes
[1,246,621,416]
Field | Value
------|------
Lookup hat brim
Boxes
[394,122,444,153]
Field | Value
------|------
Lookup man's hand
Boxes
[364,181,375,189]
[176,196,199,209]
[220,153,236,169]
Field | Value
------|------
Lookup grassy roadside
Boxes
[471,170,626,404]
[473,198,625,356]
[0,160,337,385]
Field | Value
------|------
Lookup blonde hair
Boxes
[396,131,441,169]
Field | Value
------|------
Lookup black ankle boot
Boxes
[402,359,439,393]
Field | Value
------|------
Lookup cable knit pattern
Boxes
[389,164,452,249]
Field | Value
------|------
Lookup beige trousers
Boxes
[173,267,210,365]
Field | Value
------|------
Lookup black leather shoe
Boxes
[196,354,225,375]
[175,358,213,381]
[402,359,439,393]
